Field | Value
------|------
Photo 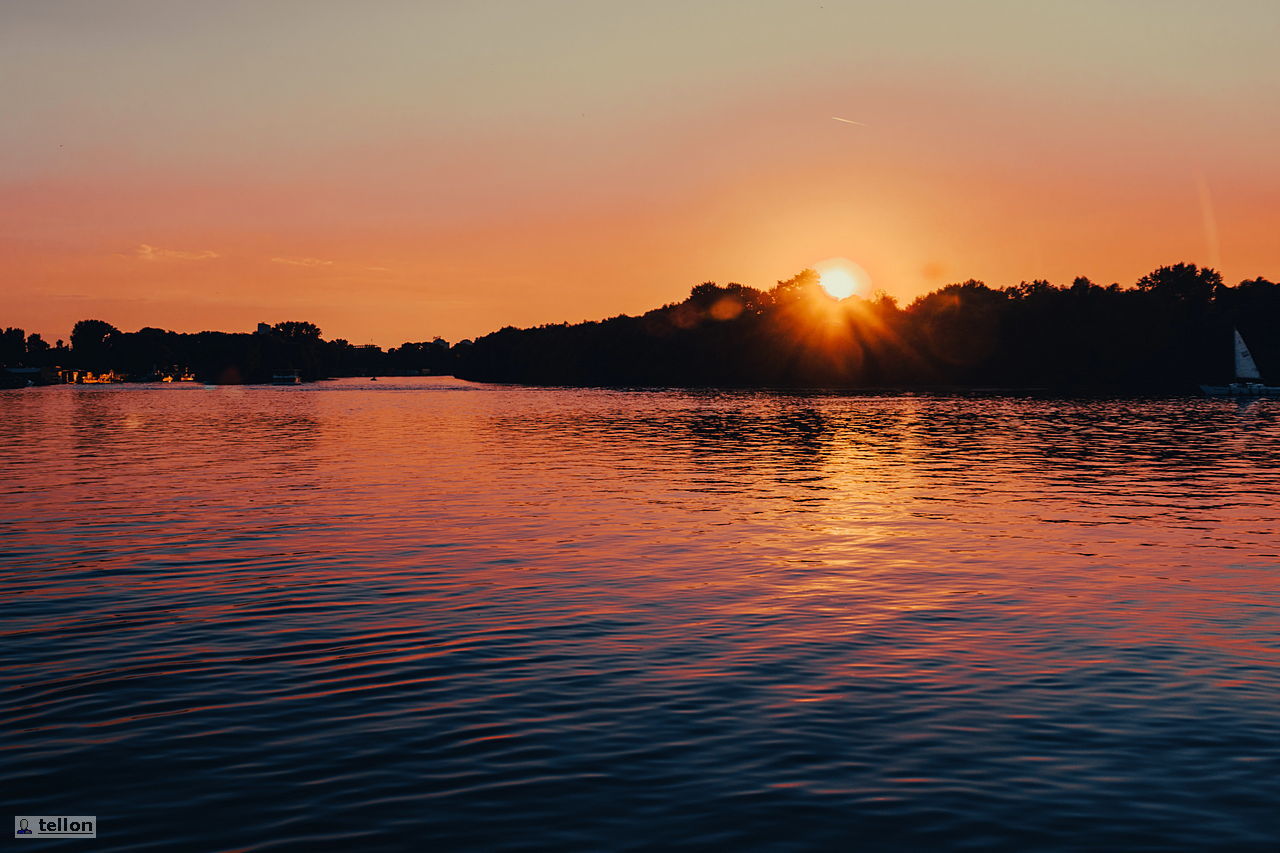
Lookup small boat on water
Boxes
[1201,328,1279,397]
[271,370,301,385]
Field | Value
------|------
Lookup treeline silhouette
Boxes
[0,320,451,384]
[3,263,1276,390]
[454,264,1279,391]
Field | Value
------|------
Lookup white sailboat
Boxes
[1200,328,1279,397]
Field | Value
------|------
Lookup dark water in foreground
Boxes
[2,378,1279,851]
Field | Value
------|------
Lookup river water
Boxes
[2,378,1279,851]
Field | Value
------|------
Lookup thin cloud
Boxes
[272,256,334,267]
[136,244,219,261]
[831,116,867,126]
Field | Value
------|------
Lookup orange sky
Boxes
[3,1,1279,346]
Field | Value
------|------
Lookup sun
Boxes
[818,267,857,299]
[814,258,870,300]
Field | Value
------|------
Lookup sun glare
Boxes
[815,258,870,301]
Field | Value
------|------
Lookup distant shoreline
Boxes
[5,263,1276,391]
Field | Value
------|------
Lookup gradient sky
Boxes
[3,1,1278,346]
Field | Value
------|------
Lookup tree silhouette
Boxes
[25,333,51,366]
[271,321,322,340]
[454,263,1279,391]
[9,262,1277,389]
[70,319,119,368]
[1135,263,1221,304]
[0,327,25,366]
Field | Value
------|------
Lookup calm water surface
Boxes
[2,378,1279,851]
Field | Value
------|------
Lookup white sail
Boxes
[1235,329,1262,381]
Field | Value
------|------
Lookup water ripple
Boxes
[2,380,1279,850]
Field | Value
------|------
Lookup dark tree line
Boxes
[5,263,1275,390]
[0,320,453,384]
[454,263,1280,391]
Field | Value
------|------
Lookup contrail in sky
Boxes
[831,116,867,126]
[1194,171,1222,270]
